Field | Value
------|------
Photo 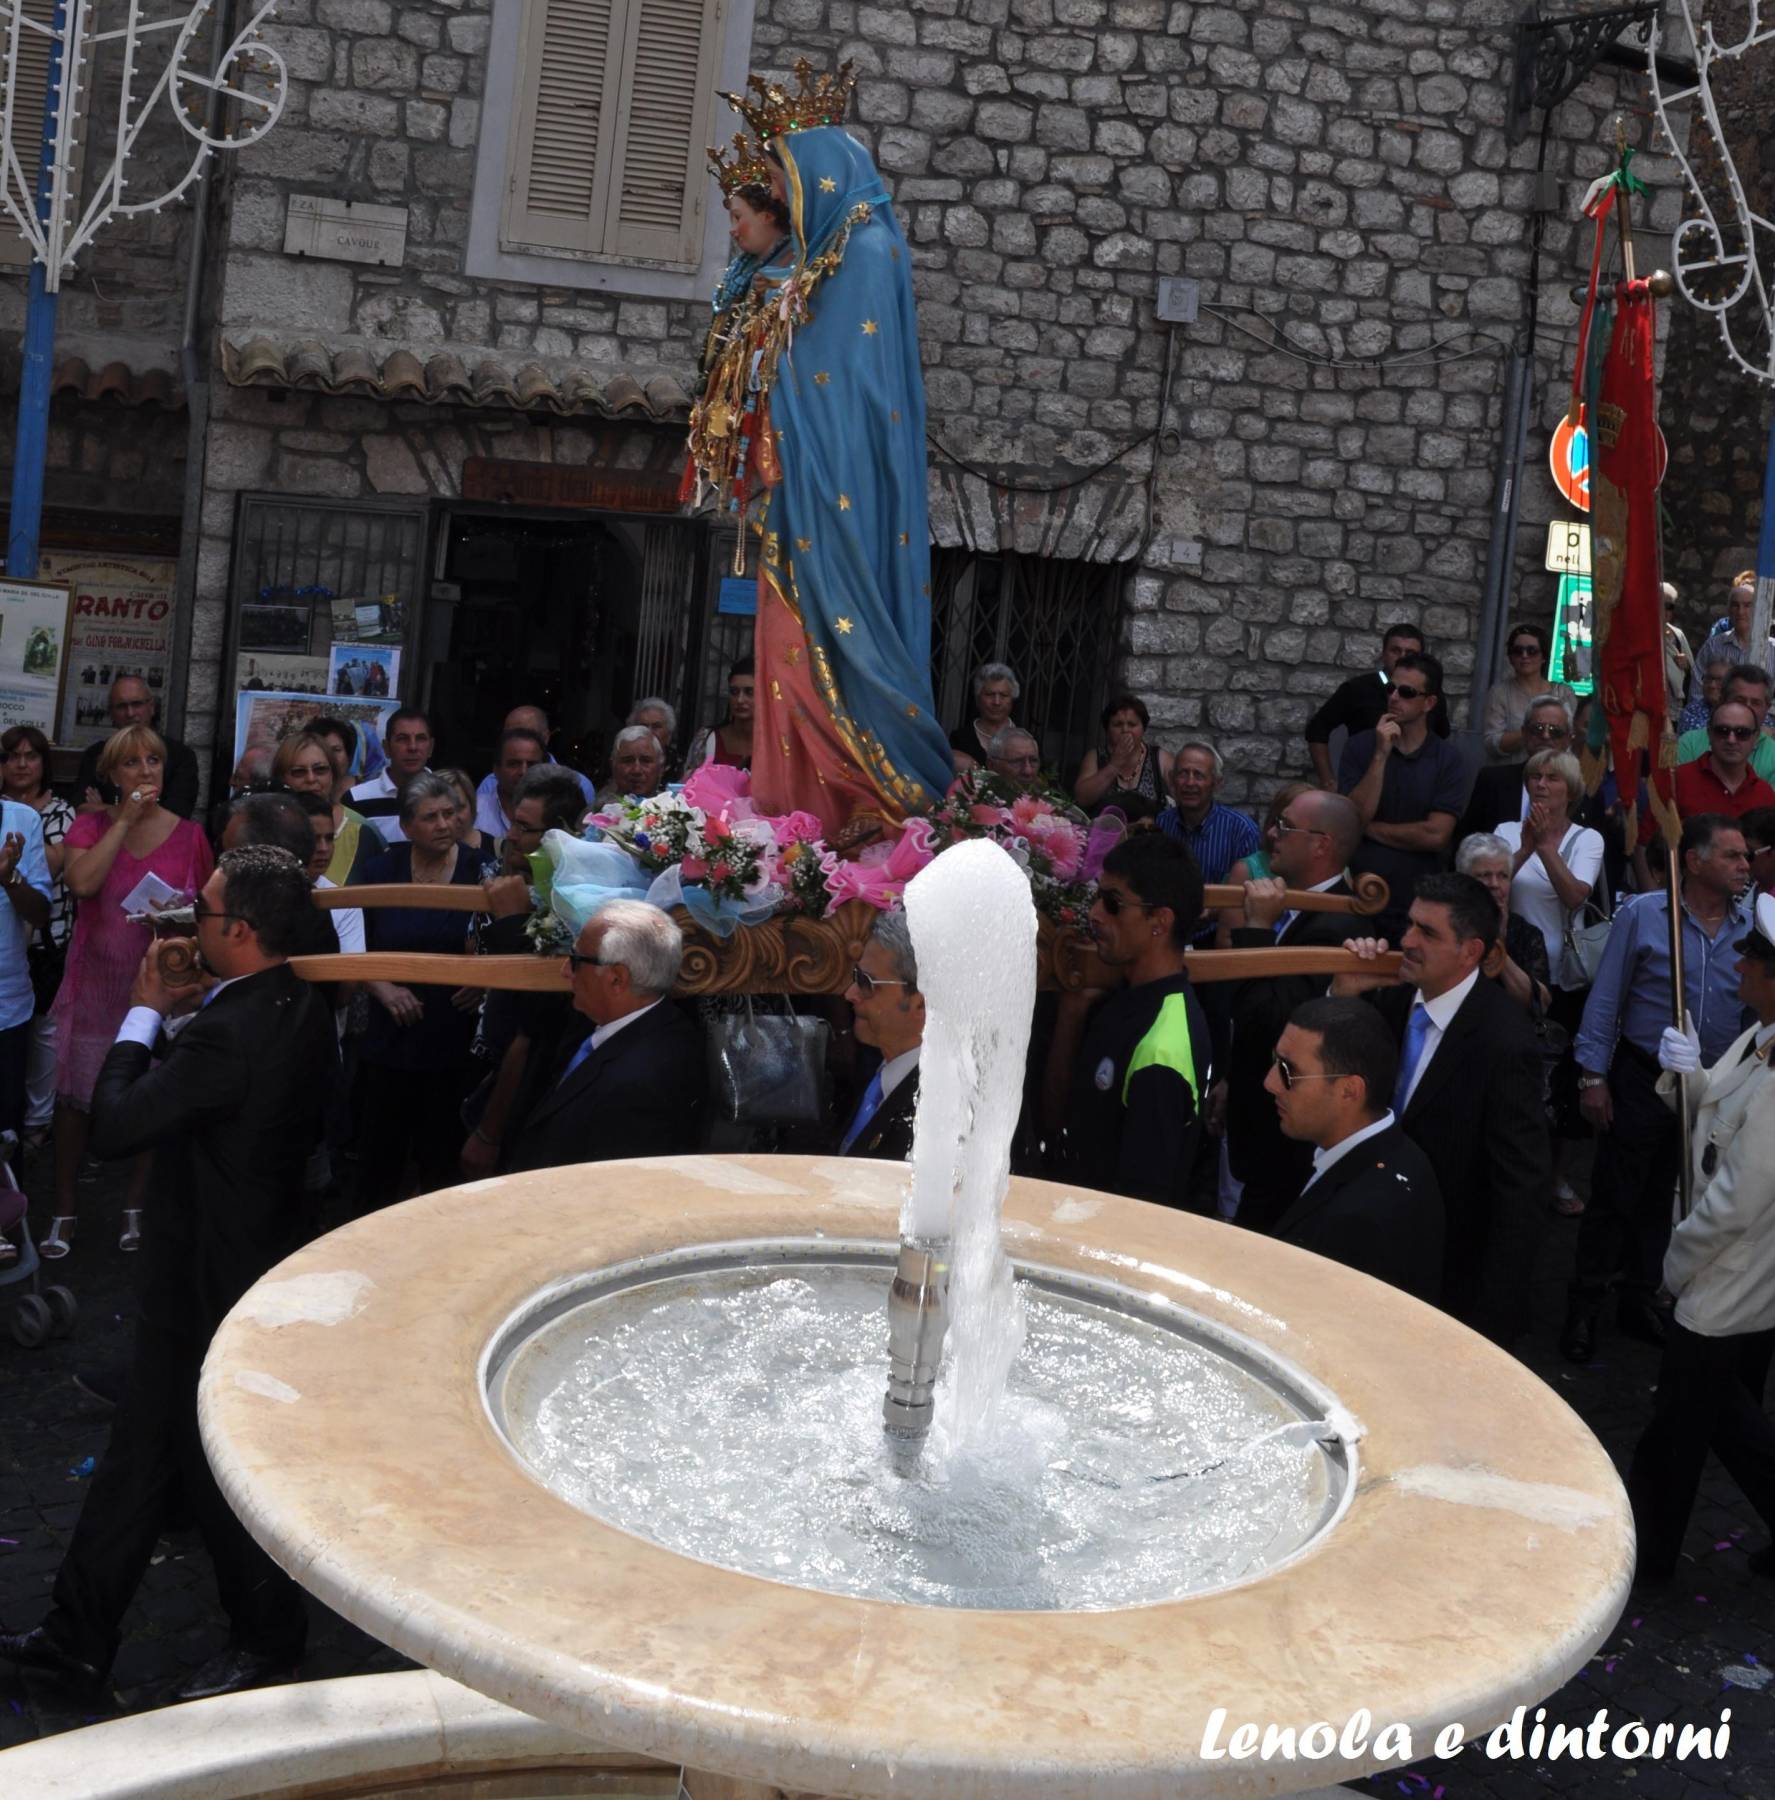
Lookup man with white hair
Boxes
[506,901,706,1173]
[627,697,677,765]
[596,726,667,804]
[984,725,1042,791]
[1155,740,1259,888]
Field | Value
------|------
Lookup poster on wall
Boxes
[234,689,400,782]
[0,579,75,735]
[40,552,177,747]
[327,643,399,698]
[236,653,328,696]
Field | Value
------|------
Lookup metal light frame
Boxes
[0,0,288,293]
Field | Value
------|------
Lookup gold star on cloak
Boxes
[795,536,811,551]
[836,617,855,635]
[905,703,920,719]
[814,372,830,386]
[890,409,901,423]
[819,176,836,192]
[838,494,851,511]
[899,532,910,546]
[862,319,878,335]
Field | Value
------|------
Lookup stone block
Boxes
[350,37,419,90]
[364,434,430,494]
[317,0,392,31]
[309,88,400,135]
[976,100,1035,141]
[225,254,355,330]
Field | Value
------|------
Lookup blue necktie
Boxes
[557,1033,597,1089]
[1393,1002,1432,1114]
[840,1069,885,1152]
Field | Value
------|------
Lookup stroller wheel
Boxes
[10,1293,51,1348]
[45,1284,76,1336]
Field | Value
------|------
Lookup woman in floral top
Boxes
[1,725,75,1149]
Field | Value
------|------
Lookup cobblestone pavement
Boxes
[2,1145,1770,1795]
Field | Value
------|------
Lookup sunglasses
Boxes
[1270,1052,1341,1091]
[565,950,615,973]
[1508,642,1541,656]
[849,964,907,996]
[1524,723,1569,739]
[1389,683,1429,701]
[1097,888,1158,917]
[1712,724,1759,742]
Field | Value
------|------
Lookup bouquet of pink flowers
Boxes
[926,771,1103,930]
[586,790,771,905]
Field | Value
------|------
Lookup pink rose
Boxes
[969,803,1004,827]
[679,855,709,881]
[704,814,732,843]
[709,860,732,884]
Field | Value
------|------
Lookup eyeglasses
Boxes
[1097,888,1158,917]
[1270,1052,1342,1090]
[1712,724,1759,742]
[1524,723,1569,740]
[1272,821,1327,840]
[1508,642,1541,657]
[565,951,616,973]
[849,964,907,996]
[1389,683,1428,701]
[193,896,247,925]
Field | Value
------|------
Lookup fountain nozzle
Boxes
[882,1237,950,1441]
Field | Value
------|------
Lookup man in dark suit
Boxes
[506,900,706,1173]
[72,673,201,818]
[1220,789,1365,1232]
[0,847,336,1701]
[1265,996,1444,1302]
[1338,872,1550,1344]
[838,913,923,1160]
[1455,693,1574,843]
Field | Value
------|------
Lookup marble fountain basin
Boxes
[200,1154,1633,1799]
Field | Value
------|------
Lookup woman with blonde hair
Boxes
[43,725,213,1257]
[275,728,384,886]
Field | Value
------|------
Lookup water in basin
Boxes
[489,1257,1342,1611]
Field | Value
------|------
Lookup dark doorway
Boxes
[428,507,701,779]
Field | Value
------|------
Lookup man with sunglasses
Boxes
[1338,872,1550,1342]
[1304,622,1449,790]
[1674,699,1775,821]
[1456,694,1573,845]
[1263,995,1444,1302]
[837,915,923,1161]
[1338,650,1468,947]
[1675,663,1775,782]
[0,847,335,1703]
[1220,790,1365,1232]
[505,900,705,1174]
[1066,834,1213,1211]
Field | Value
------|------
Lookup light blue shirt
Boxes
[1574,889,1752,1073]
[474,764,596,840]
[0,799,51,1032]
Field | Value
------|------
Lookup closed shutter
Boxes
[504,0,722,269]
[504,0,622,255]
[1,0,67,269]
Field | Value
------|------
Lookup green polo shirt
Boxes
[1676,725,1775,780]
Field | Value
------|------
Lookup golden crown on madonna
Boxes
[723,56,857,141]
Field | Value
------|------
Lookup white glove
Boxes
[1657,1020,1701,1075]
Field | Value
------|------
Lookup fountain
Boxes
[190,842,1632,1797]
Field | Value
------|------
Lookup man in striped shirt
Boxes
[1155,741,1258,944]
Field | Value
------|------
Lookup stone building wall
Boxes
[3,2,1726,800]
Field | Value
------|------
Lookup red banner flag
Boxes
[1588,277,1679,849]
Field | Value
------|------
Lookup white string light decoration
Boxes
[0,0,287,293]
[1648,2,1775,389]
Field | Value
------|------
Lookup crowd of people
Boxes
[5,579,1775,1697]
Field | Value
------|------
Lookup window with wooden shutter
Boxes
[502,0,722,271]
[0,0,70,269]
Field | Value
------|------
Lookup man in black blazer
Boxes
[1454,693,1574,843]
[837,913,923,1161]
[1220,790,1365,1232]
[507,900,706,1173]
[1266,996,1444,1303]
[1338,872,1550,1343]
[0,847,336,1702]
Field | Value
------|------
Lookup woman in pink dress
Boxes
[41,726,213,1259]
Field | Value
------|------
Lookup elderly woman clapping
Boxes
[1495,751,1606,1005]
